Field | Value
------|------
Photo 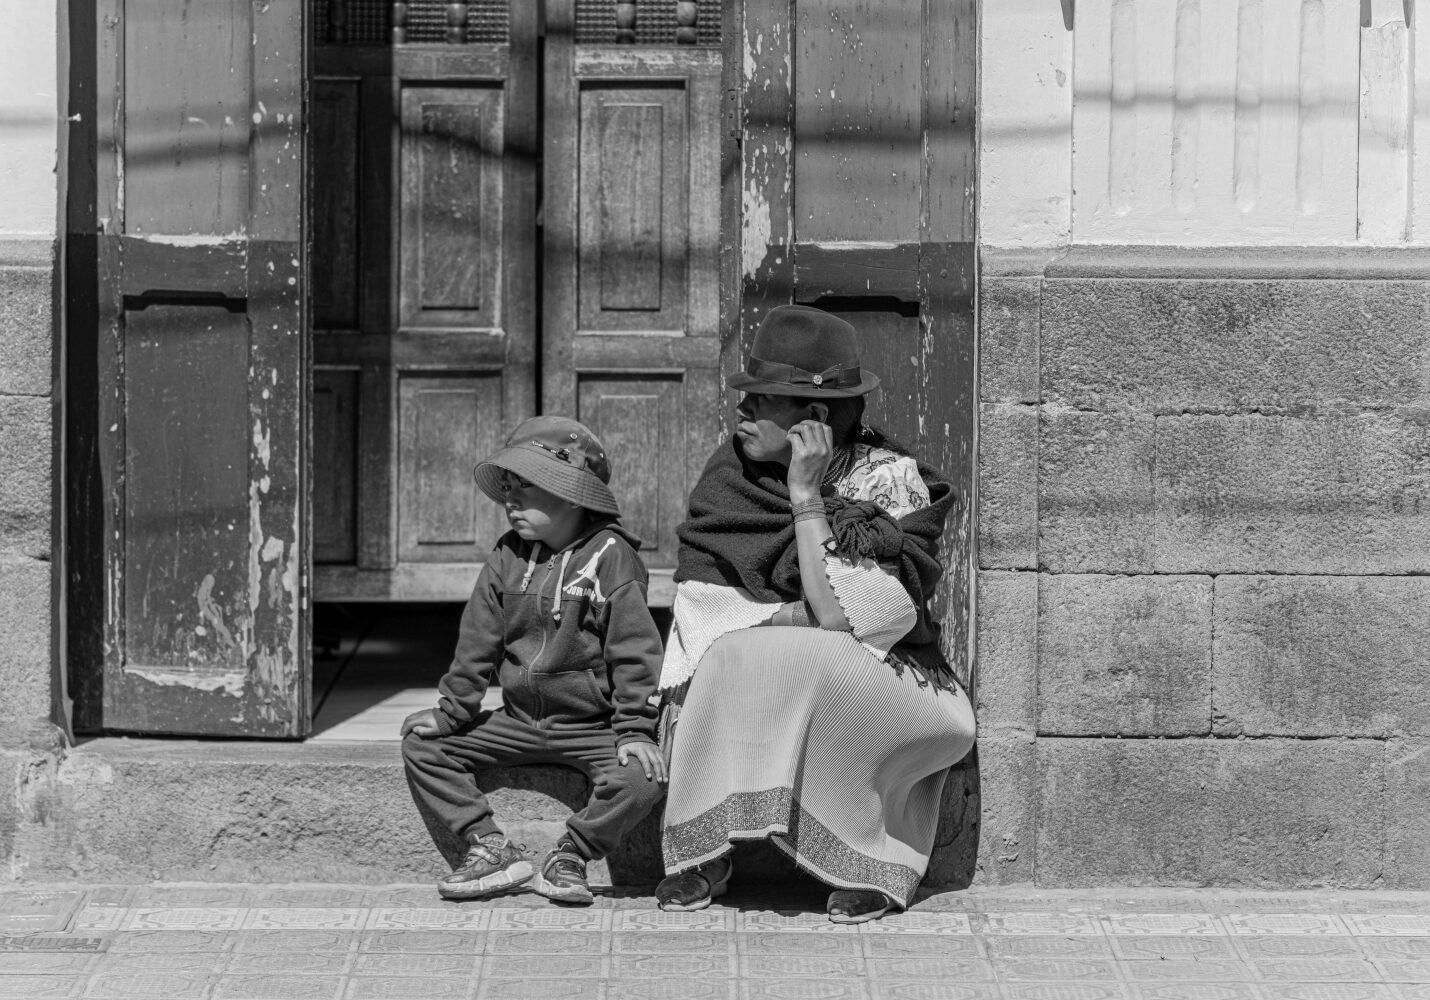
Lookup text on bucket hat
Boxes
[473,415,621,517]
[726,304,881,398]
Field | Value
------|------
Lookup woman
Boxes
[655,304,977,923]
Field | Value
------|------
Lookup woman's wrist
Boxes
[788,485,822,505]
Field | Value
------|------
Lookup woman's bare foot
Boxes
[827,889,891,924]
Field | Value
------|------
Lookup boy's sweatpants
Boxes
[402,709,664,862]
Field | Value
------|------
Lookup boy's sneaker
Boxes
[437,833,533,900]
[533,839,594,905]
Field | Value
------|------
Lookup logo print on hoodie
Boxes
[562,537,616,604]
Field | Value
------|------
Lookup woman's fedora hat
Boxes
[473,415,621,517]
[726,304,881,398]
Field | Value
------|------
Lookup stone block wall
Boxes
[975,247,1430,888]
[0,244,54,729]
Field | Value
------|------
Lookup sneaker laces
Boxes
[547,848,586,881]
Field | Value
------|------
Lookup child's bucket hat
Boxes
[726,304,881,398]
[473,415,621,517]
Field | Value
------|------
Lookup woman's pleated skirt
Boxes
[660,627,976,907]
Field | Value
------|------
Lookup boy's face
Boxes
[497,471,587,547]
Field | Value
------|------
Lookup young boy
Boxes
[401,415,667,904]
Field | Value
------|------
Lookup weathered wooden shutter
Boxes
[738,0,977,681]
[92,0,308,735]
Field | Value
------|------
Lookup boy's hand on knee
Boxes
[618,740,667,784]
[401,709,440,739]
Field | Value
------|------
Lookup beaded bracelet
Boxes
[791,498,826,523]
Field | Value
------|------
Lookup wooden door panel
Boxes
[401,86,505,328]
[398,374,508,562]
[92,0,307,735]
[312,81,362,331]
[577,376,691,567]
[578,85,688,328]
[313,368,359,563]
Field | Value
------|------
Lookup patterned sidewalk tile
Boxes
[863,911,972,934]
[211,975,344,1000]
[0,891,85,935]
[1345,917,1430,937]
[242,908,367,930]
[261,887,367,909]
[72,907,126,932]
[0,934,108,953]
[131,886,249,909]
[1227,915,1351,936]
[109,929,236,953]
[476,979,606,1000]
[486,930,605,954]
[1103,914,1228,936]
[358,929,481,954]
[352,952,478,976]
[236,930,358,953]
[740,978,870,999]
[82,971,214,998]
[1000,984,1131,1000]
[347,976,472,999]
[738,954,866,978]
[1238,938,1368,961]
[982,913,1105,936]
[861,932,982,958]
[1250,958,1384,983]
[123,907,247,931]
[615,908,735,932]
[0,951,101,974]
[365,907,489,930]
[1372,959,1430,982]
[736,910,863,934]
[1111,935,1240,961]
[1132,985,1264,1000]
[620,979,737,1000]
[488,908,609,932]
[610,952,736,977]
[996,958,1122,982]
[985,936,1115,960]
[1257,986,1399,1000]
[0,974,84,998]
[735,931,864,956]
[1398,987,1430,1000]
[226,951,353,974]
[93,952,228,974]
[873,983,1003,1000]
[1121,960,1254,982]
[612,931,730,954]
[864,956,996,980]
[1362,939,1430,961]
[482,953,607,977]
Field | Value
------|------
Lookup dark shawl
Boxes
[673,438,960,690]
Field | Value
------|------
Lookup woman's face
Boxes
[734,392,812,464]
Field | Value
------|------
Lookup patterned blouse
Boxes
[658,444,929,690]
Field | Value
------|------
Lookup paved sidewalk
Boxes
[2,880,1430,999]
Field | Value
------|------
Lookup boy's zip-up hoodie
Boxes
[432,519,662,745]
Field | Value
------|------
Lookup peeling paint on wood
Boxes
[87,0,309,737]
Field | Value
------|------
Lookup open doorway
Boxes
[306,0,725,736]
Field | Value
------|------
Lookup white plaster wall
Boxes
[0,0,60,239]
[979,0,1430,247]
[978,0,1072,249]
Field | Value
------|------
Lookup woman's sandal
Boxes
[827,889,892,924]
[655,857,733,912]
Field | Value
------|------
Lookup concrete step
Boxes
[3,736,980,887]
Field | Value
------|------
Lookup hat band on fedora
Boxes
[744,356,864,390]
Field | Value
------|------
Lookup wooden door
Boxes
[88,0,308,735]
[542,0,725,581]
[312,3,540,600]
[312,0,726,603]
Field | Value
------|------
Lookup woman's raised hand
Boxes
[786,419,834,498]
